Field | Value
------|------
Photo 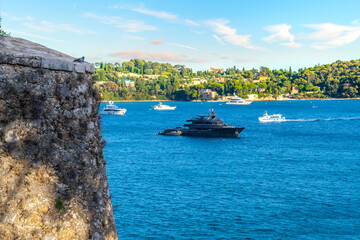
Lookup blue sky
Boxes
[1,0,360,71]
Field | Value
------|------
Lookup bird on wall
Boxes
[74,56,85,62]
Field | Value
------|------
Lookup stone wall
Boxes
[0,37,117,239]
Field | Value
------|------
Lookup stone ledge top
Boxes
[0,36,95,73]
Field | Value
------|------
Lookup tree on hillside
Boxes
[0,17,10,37]
[208,82,224,95]
[260,66,271,76]
[144,69,153,75]
[94,69,107,81]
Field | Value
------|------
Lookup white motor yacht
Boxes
[258,111,285,122]
[226,94,251,105]
[100,101,127,115]
[153,102,176,111]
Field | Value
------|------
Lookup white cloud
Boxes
[23,22,53,33]
[191,30,206,35]
[132,7,177,21]
[311,45,330,50]
[117,20,157,32]
[304,23,360,49]
[304,23,354,40]
[185,19,200,27]
[263,24,302,48]
[7,29,66,42]
[12,16,34,21]
[84,13,156,32]
[281,42,303,48]
[5,13,94,35]
[23,21,95,34]
[323,28,360,47]
[172,43,198,51]
[212,34,224,45]
[263,24,293,42]
[207,19,236,35]
[224,34,260,50]
[122,35,145,40]
[84,13,123,25]
[207,19,260,50]
[1,12,34,21]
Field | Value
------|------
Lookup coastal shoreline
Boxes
[101,98,360,103]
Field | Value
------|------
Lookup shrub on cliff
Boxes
[0,17,10,37]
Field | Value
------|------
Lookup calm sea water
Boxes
[101,100,360,239]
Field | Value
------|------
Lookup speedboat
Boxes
[158,109,245,137]
[99,101,127,115]
[258,111,285,122]
[226,94,251,105]
[153,102,176,111]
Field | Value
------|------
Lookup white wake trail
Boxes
[285,117,360,122]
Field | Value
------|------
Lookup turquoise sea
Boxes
[101,100,360,239]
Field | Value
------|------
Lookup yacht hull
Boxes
[153,107,176,110]
[258,118,285,122]
[100,109,126,115]
[158,127,245,138]
[182,127,245,137]
[225,102,251,105]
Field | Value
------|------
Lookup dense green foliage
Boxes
[93,59,360,101]
[0,17,10,37]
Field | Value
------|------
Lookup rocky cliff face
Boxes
[0,36,117,239]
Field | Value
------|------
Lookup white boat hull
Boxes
[100,109,127,115]
[154,107,176,110]
[226,102,251,105]
[258,117,285,122]
[226,94,251,105]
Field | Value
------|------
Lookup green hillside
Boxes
[93,59,360,101]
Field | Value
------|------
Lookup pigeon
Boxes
[74,56,85,63]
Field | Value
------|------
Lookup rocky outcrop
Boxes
[0,36,117,239]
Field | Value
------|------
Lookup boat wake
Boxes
[285,119,318,122]
[285,117,360,122]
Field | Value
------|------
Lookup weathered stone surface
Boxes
[0,36,94,73]
[0,37,117,239]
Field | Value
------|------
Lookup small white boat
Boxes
[226,94,251,105]
[153,102,176,111]
[100,101,127,115]
[258,111,285,122]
